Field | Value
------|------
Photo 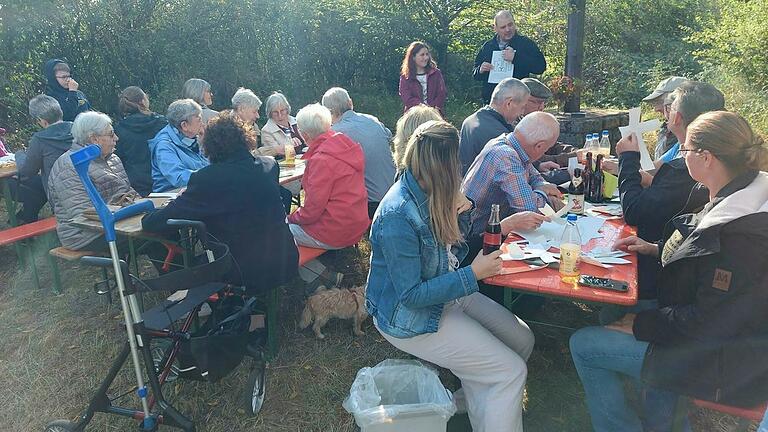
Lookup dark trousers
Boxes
[7,175,48,223]
[368,201,380,220]
[462,234,546,319]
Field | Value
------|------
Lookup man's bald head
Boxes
[514,111,560,161]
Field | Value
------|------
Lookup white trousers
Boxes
[377,292,534,432]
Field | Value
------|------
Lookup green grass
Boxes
[0,232,756,432]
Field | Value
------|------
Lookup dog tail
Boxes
[299,303,314,329]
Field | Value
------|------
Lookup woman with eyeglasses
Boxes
[366,120,533,432]
[43,59,92,122]
[260,92,305,157]
[569,110,768,432]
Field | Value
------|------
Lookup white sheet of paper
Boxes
[619,107,661,171]
[488,50,514,84]
[539,204,567,224]
[148,192,179,199]
[513,216,605,246]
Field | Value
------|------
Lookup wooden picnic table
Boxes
[278,159,305,185]
[0,164,19,227]
[485,217,639,311]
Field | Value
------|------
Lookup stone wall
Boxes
[552,109,629,151]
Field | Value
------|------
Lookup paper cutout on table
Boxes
[539,203,568,225]
[513,216,605,247]
[567,157,585,178]
[500,242,558,264]
[488,50,514,84]
[618,107,661,171]
[586,203,623,217]
[584,248,631,265]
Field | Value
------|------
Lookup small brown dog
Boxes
[299,285,368,339]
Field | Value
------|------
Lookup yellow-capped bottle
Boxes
[559,213,582,284]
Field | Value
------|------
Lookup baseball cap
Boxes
[642,76,689,102]
[522,78,553,100]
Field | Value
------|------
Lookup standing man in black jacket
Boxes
[610,81,724,323]
[473,10,546,104]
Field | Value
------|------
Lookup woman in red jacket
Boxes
[288,103,370,292]
[399,41,447,116]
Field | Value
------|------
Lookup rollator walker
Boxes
[45,144,266,432]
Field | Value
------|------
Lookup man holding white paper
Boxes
[473,10,546,104]
[613,81,722,315]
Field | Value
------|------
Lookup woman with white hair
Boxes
[260,92,305,156]
[230,87,266,153]
[148,99,209,192]
[47,111,135,250]
[182,78,218,124]
[287,103,369,292]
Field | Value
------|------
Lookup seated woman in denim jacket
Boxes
[366,120,534,432]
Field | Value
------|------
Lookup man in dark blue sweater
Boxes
[473,10,546,104]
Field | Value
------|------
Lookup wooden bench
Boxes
[0,217,59,292]
[297,245,326,266]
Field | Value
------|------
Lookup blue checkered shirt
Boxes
[462,133,548,237]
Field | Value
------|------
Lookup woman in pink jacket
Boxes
[288,103,369,292]
[399,41,447,116]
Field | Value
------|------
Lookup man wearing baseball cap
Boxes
[642,76,689,160]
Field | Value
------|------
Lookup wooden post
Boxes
[564,0,586,113]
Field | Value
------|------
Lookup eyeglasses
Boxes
[679,147,704,155]
[56,74,71,79]
[271,108,289,116]
[97,131,117,139]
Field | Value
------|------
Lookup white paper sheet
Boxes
[488,50,514,84]
[513,216,605,246]
[618,107,661,171]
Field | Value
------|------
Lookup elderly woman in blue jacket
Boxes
[366,120,534,432]
[149,99,209,192]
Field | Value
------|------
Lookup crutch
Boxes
[70,144,158,430]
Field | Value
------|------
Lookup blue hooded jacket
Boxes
[149,123,209,192]
[43,59,92,122]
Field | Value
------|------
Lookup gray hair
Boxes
[491,78,530,105]
[296,103,332,139]
[671,81,725,126]
[321,87,352,117]
[28,94,63,124]
[71,111,113,146]
[515,111,560,143]
[264,92,291,117]
[166,99,203,128]
[231,87,262,111]
[494,10,514,25]
[181,78,211,105]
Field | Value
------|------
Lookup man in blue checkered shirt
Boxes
[462,111,564,238]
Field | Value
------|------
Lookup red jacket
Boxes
[399,67,447,115]
[288,131,369,247]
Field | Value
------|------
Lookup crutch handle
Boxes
[114,200,155,222]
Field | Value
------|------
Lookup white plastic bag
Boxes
[343,359,456,428]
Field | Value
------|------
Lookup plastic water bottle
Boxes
[559,214,582,284]
[599,130,611,157]
[585,133,600,156]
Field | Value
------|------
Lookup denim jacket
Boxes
[366,170,478,338]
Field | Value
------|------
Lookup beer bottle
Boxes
[591,154,604,203]
[583,152,594,202]
[483,204,502,255]
[569,168,585,215]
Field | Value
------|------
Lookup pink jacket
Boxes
[287,131,369,247]
[398,67,446,115]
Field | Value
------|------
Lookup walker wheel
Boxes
[44,420,78,432]
[243,361,266,416]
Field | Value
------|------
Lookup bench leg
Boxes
[266,286,280,360]
[25,240,41,290]
[1,178,24,265]
[47,234,62,294]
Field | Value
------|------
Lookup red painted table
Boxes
[485,218,639,312]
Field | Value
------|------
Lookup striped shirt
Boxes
[462,133,548,237]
